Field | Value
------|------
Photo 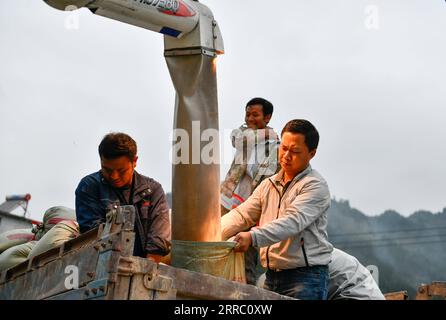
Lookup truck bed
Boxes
[0,206,291,300]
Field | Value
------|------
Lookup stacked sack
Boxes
[0,206,79,272]
[0,241,37,272]
[0,229,35,254]
[32,206,77,240]
[29,220,79,258]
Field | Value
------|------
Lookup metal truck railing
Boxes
[0,205,291,300]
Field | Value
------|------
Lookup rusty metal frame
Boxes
[0,205,136,300]
[384,291,409,300]
[0,205,294,300]
[416,282,446,300]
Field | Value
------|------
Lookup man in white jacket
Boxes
[221,119,333,300]
[328,248,385,300]
[255,248,386,300]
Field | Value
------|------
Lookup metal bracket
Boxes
[164,1,223,57]
[101,205,136,239]
[164,47,216,57]
[117,256,177,299]
[142,273,177,300]
[416,281,446,300]
[117,256,157,276]
[143,273,173,292]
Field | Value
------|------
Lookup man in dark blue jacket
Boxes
[75,132,171,259]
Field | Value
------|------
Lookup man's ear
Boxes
[264,114,272,125]
[133,155,138,167]
[309,149,317,159]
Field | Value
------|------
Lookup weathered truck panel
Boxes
[0,206,291,300]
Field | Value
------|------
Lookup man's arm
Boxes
[75,180,105,233]
[221,180,264,240]
[145,182,171,256]
[250,178,330,248]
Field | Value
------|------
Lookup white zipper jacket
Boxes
[221,165,333,270]
[328,248,385,300]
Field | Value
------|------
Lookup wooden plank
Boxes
[156,264,293,300]
[416,282,446,300]
[111,256,289,300]
[428,282,446,298]
[384,291,409,300]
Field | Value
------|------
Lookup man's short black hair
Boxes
[245,97,274,117]
[98,132,137,161]
[281,119,319,151]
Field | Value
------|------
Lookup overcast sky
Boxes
[1,0,445,221]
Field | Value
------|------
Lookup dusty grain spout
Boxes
[42,0,227,273]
